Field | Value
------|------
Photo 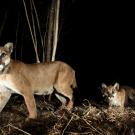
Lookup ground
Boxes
[0,95,135,135]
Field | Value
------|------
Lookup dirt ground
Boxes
[0,95,135,135]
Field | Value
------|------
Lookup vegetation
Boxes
[0,95,135,135]
[0,1,135,135]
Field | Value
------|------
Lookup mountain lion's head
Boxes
[0,42,13,71]
[101,82,120,98]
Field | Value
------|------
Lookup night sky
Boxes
[0,0,135,102]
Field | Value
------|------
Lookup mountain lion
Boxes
[0,42,77,119]
[101,82,135,107]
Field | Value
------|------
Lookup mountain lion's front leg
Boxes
[0,87,11,112]
[23,92,37,119]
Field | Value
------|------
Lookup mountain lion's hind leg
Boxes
[54,86,73,110]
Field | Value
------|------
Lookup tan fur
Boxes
[0,42,77,119]
[101,82,135,108]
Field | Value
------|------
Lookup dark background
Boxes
[0,0,135,102]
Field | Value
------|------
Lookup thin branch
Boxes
[30,0,37,51]
[15,6,20,60]
[46,0,55,62]
[8,124,32,135]
[82,118,104,135]
[31,0,43,46]
[62,116,74,135]
[22,0,40,63]
[43,9,50,62]
[0,11,8,38]
[66,131,92,135]
[31,0,45,62]
[51,0,60,61]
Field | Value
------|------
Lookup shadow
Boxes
[118,121,135,135]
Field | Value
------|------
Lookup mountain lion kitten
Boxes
[0,42,77,119]
[101,82,135,107]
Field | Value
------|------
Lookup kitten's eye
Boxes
[112,91,114,94]
[1,53,6,57]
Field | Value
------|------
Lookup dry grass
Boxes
[0,95,135,135]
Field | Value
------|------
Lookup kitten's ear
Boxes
[114,82,119,90]
[4,42,13,54]
[102,83,107,89]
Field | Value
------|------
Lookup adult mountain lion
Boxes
[0,42,77,119]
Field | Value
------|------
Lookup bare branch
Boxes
[31,0,45,62]
[22,0,40,63]
[52,0,60,61]
[8,124,32,135]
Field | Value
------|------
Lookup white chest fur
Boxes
[0,65,4,71]
[109,93,121,106]
[0,79,21,94]
[0,85,12,112]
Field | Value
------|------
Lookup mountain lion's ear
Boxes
[114,82,119,90]
[4,42,13,54]
[102,83,107,89]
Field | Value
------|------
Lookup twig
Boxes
[82,118,104,135]
[51,0,60,61]
[62,116,74,135]
[31,0,44,46]
[46,0,55,62]
[0,11,8,38]
[22,0,40,63]
[31,0,45,62]
[72,110,104,135]
[30,0,37,53]
[8,124,31,135]
[52,111,65,132]
[66,131,92,134]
